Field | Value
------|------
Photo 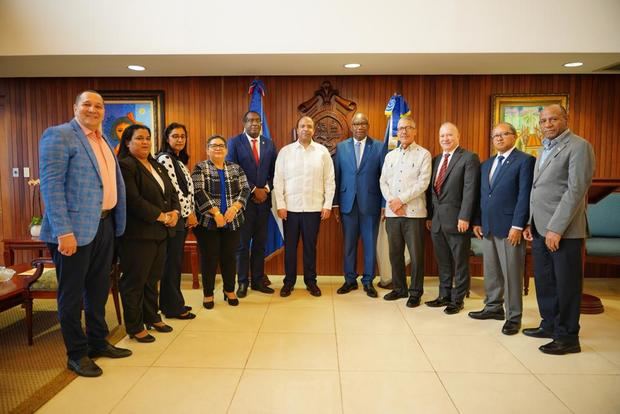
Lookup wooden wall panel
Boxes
[0,74,619,277]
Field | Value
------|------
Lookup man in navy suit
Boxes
[39,90,131,377]
[471,122,535,335]
[333,113,385,298]
[227,111,277,297]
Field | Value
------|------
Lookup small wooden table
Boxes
[3,237,47,266]
[0,263,37,345]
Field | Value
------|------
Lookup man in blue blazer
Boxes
[227,111,277,297]
[39,90,131,377]
[333,113,385,298]
[471,122,535,335]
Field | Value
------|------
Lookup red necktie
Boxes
[251,139,260,165]
[434,153,450,195]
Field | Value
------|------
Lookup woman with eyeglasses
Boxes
[192,135,250,309]
[156,123,198,320]
[118,124,180,342]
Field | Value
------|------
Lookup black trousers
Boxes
[236,201,269,285]
[283,211,321,286]
[48,215,114,361]
[386,217,425,297]
[431,228,471,304]
[532,222,583,343]
[159,223,188,316]
[119,238,166,335]
[194,226,240,296]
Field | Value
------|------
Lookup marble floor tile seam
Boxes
[106,365,153,414]
[426,370,462,413]
[528,373,579,413]
[394,303,438,373]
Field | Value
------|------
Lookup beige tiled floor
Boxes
[38,276,620,414]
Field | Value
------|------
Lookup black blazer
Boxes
[119,155,181,240]
[426,146,480,234]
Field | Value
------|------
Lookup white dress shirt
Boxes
[434,146,458,185]
[380,143,432,218]
[245,132,261,159]
[273,140,335,212]
[489,146,515,180]
[353,137,367,166]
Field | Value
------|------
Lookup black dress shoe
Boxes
[88,343,133,359]
[251,283,275,294]
[377,281,393,290]
[224,293,239,306]
[468,309,505,320]
[337,281,358,294]
[539,340,581,355]
[363,284,378,298]
[67,356,103,377]
[306,284,322,297]
[522,327,553,338]
[263,275,272,286]
[406,296,421,308]
[166,311,196,320]
[383,290,408,301]
[129,333,156,343]
[444,302,464,315]
[280,284,294,297]
[425,297,450,308]
[236,282,249,298]
[146,323,173,333]
[502,321,521,336]
[203,300,215,310]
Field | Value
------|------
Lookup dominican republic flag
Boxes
[383,93,411,151]
[248,80,284,260]
[377,93,412,281]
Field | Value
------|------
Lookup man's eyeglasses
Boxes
[397,126,416,133]
[245,119,262,125]
[491,132,515,139]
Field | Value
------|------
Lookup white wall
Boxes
[1,0,619,55]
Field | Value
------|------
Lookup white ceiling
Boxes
[1,53,619,77]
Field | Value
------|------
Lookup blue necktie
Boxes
[354,141,361,168]
[491,155,504,186]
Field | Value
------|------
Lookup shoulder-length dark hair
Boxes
[117,124,152,159]
[159,122,190,164]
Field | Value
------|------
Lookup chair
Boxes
[586,192,620,266]
[28,258,123,325]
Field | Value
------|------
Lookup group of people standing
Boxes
[38,90,594,378]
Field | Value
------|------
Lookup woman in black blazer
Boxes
[118,124,181,343]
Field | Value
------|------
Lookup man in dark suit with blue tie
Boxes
[333,113,385,298]
[39,90,132,377]
[471,122,535,335]
[227,111,277,297]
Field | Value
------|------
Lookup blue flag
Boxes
[248,80,284,260]
[383,93,411,152]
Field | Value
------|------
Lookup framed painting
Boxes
[100,90,165,154]
[491,94,569,157]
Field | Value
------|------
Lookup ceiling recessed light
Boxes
[128,65,146,71]
[563,62,583,68]
[344,63,361,69]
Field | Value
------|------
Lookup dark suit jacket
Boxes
[226,133,277,206]
[333,137,386,215]
[119,155,180,241]
[475,149,535,238]
[427,146,480,234]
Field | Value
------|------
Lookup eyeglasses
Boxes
[491,131,515,139]
[170,134,186,140]
[397,126,416,133]
[245,118,262,125]
[208,144,226,149]
[352,122,368,127]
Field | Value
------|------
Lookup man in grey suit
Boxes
[425,122,480,314]
[523,104,595,355]
[471,122,535,335]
